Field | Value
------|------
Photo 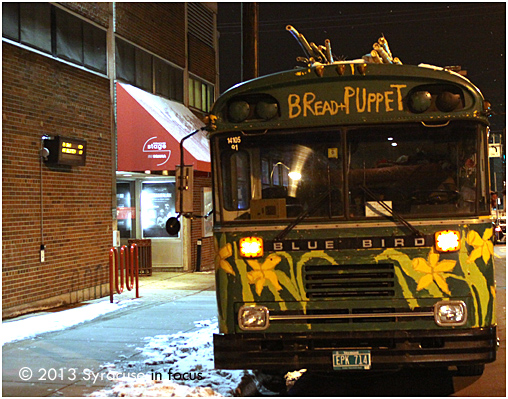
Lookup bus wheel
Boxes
[254,371,287,394]
[457,364,485,376]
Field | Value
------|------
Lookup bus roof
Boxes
[208,62,490,134]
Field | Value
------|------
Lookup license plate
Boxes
[333,350,371,370]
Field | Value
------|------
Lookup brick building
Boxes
[2,2,218,318]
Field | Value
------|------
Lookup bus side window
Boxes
[222,151,251,211]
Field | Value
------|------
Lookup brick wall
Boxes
[191,172,215,271]
[188,34,216,83]
[3,2,218,317]
[115,3,186,68]
[2,43,112,317]
[59,2,110,27]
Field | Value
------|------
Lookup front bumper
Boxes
[214,327,497,372]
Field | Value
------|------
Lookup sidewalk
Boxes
[2,271,217,397]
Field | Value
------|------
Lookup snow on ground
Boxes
[90,319,254,397]
[2,300,134,345]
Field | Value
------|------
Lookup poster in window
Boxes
[141,182,177,238]
[203,187,213,237]
[117,182,134,239]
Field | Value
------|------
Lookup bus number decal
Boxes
[227,136,241,151]
[288,84,407,118]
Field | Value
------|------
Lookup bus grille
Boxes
[303,263,395,299]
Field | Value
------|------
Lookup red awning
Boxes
[116,82,210,172]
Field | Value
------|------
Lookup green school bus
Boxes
[206,31,496,382]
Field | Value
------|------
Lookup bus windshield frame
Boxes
[214,120,490,224]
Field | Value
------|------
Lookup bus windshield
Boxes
[217,121,488,222]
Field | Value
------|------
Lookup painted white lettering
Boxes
[291,242,301,250]
[307,241,318,250]
[415,237,425,246]
[273,242,283,251]
[325,240,335,249]
[362,239,373,248]
[394,238,405,247]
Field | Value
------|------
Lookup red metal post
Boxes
[116,246,124,295]
[109,248,116,303]
[131,243,140,298]
[126,244,134,291]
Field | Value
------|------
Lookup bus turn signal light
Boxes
[435,230,460,252]
[239,237,264,258]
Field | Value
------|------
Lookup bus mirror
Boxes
[166,217,181,235]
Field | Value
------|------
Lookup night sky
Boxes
[217,2,506,133]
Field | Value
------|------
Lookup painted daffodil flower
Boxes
[467,228,494,264]
[412,248,456,295]
[217,243,235,275]
[247,254,282,296]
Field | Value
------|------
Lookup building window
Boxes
[154,58,184,102]
[2,3,107,74]
[116,38,184,103]
[20,3,51,53]
[117,182,136,239]
[189,76,214,112]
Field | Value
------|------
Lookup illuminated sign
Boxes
[44,136,87,166]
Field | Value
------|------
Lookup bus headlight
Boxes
[239,236,263,258]
[228,100,251,122]
[238,305,269,330]
[408,91,432,113]
[436,91,461,112]
[435,230,460,252]
[255,100,279,120]
[434,301,467,326]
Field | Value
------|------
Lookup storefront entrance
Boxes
[116,173,189,270]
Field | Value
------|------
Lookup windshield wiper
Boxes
[359,185,423,237]
[274,190,329,241]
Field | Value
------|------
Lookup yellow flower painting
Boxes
[467,228,494,264]
[412,248,456,295]
[247,254,282,296]
[218,243,235,275]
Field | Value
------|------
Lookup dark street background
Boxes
[217,2,505,133]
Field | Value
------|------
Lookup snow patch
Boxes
[2,300,134,345]
[90,319,253,397]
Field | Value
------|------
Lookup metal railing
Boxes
[109,244,140,303]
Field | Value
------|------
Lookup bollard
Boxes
[196,239,202,272]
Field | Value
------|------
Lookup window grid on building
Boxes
[115,37,184,103]
[2,3,107,74]
[188,76,214,113]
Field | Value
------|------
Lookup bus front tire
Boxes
[457,364,485,376]
[254,371,287,394]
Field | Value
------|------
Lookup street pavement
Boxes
[2,272,217,397]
